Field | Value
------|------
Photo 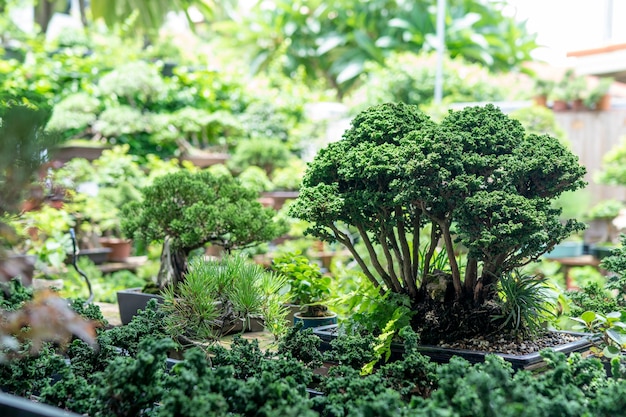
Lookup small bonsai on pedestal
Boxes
[121,170,288,291]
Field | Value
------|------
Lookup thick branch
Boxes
[411,210,421,282]
[356,224,402,292]
[378,223,400,287]
[464,256,478,295]
[437,219,463,298]
[394,206,418,297]
[328,224,384,293]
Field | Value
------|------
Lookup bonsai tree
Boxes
[290,103,587,341]
[121,170,287,289]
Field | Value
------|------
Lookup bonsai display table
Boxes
[548,255,602,290]
[97,256,148,274]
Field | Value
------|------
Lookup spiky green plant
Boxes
[493,270,557,338]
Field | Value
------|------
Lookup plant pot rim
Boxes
[313,324,596,369]
[294,311,337,319]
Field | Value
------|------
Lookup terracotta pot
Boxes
[552,100,569,112]
[596,94,611,111]
[180,153,230,168]
[52,145,109,163]
[533,95,547,107]
[99,238,133,262]
[571,98,585,111]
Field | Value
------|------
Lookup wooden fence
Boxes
[554,109,626,206]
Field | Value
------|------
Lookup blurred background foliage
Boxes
[0,0,546,303]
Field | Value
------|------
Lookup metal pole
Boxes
[605,0,613,42]
[434,0,446,104]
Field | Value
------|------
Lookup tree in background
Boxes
[219,0,538,100]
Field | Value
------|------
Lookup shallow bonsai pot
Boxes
[116,287,164,325]
[180,153,230,168]
[67,247,112,265]
[52,144,110,163]
[294,311,338,330]
[543,241,584,259]
[312,324,595,371]
[260,191,300,210]
[589,244,617,260]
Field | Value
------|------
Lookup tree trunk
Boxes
[34,0,55,34]
[78,0,88,27]
[156,237,189,290]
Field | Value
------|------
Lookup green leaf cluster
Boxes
[122,170,286,254]
[272,252,331,310]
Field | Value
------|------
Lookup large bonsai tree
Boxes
[122,170,287,289]
[290,103,587,340]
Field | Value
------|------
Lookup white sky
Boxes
[506,0,626,65]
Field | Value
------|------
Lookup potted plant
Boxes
[585,199,623,258]
[289,102,587,346]
[532,78,554,107]
[272,251,337,328]
[583,77,614,111]
[160,254,289,344]
[117,169,288,323]
[52,145,146,262]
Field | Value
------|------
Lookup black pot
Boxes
[0,391,82,417]
[313,324,595,371]
[116,288,164,325]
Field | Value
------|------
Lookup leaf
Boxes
[580,311,597,324]
[603,345,620,358]
[316,34,345,56]
[336,62,364,85]
[606,328,626,347]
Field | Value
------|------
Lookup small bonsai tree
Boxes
[121,170,287,290]
[290,103,587,341]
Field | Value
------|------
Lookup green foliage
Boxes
[566,282,620,317]
[161,255,289,343]
[228,138,292,176]
[0,104,60,217]
[354,52,512,110]
[493,270,557,339]
[161,263,221,342]
[0,343,68,397]
[122,170,287,288]
[238,166,274,193]
[325,332,378,370]
[509,105,568,145]
[276,324,323,369]
[572,310,626,359]
[98,61,166,108]
[93,337,175,417]
[601,234,626,283]
[589,199,624,220]
[123,170,285,254]
[584,77,614,109]
[272,251,332,315]
[226,0,537,100]
[9,204,74,270]
[290,103,586,313]
[0,278,33,311]
[100,298,169,357]
[596,136,626,186]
